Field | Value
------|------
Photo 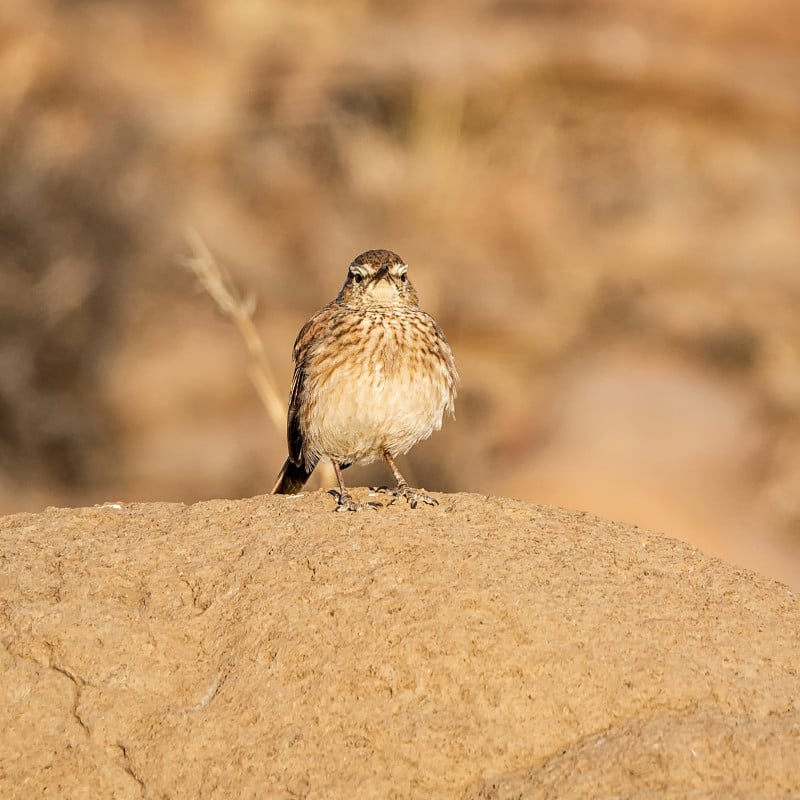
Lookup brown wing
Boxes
[285,303,336,469]
[423,311,460,413]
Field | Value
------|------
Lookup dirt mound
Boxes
[1,492,798,798]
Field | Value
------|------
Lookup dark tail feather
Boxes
[271,458,313,494]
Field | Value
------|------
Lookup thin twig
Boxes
[182,229,285,433]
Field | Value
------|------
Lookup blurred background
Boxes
[1,1,799,587]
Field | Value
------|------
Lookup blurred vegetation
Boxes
[1,1,799,583]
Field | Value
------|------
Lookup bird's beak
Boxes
[374,264,390,281]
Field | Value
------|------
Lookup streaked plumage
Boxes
[272,249,458,511]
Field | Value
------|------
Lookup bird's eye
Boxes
[400,273,407,282]
[353,273,363,284]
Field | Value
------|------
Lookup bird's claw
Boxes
[375,484,438,509]
[328,489,382,512]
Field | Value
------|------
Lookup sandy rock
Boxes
[1,492,798,798]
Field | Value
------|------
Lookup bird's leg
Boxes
[380,452,438,508]
[329,460,381,512]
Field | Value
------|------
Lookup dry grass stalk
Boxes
[182,229,286,433]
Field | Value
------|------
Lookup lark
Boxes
[272,249,458,511]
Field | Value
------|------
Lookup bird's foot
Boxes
[375,483,438,509]
[328,489,382,512]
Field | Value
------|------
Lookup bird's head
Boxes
[336,249,419,309]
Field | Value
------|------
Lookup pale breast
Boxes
[301,309,456,465]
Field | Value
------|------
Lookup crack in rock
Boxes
[117,741,146,795]
[50,661,90,734]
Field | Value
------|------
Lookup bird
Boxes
[272,249,458,511]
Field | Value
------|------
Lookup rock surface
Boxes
[1,492,798,798]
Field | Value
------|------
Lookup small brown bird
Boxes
[272,249,458,511]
